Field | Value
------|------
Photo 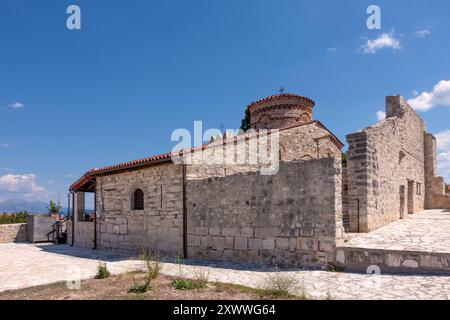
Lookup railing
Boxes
[46,217,69,243]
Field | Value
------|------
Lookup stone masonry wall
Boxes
[346,96,426,232]
[67,220,94,248]
[95,163,184,255]
[424,133,450,209]
[186,158,344,268]
[0,223,27,243]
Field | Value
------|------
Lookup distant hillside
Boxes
[0,199,48,213]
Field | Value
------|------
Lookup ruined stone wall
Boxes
[186,158,344,268]
[0,223,27,243]
[346,96,426,232]
[95,163,184,255]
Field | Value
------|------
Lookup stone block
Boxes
[336,250,346,265]
[209,227,221,236]
[276,238,289,250]
[195,227,208,236]
[262,239,275,250]
[386,254,401,267]
[225,237,234,249]
[119,224,128,235]
[249,238,262,250]
[212,237,225,250]
[241,227,254,237]
[222,227,240,237]
[234,237,248,250]
[318,240,334,252]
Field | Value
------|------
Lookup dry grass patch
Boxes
[0,272,301,300]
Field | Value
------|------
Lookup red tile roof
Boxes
[247,93,316,111]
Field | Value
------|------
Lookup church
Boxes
[69,92,449,269]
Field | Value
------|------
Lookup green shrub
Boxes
[95,262,111,279]
[0,212,29,225]
[171,278,207,290]
[128,280,150,294]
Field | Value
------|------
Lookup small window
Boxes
[416,183,422,196]
[133,189,144,210]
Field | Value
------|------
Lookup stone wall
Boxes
[186,158,344,268]
[68,220,94,248]
[279,122,342,161]
[0,223,27,243]
[95,163,184,255]
[346,96,426,232]
[423,129,450,209]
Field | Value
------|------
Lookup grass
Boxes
[171,278,207,290]
[0,273,302,300]
[95,262,111,279]
[128,281,150,294]
[213,282,302,300]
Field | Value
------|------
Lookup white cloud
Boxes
[435,130,450,182]
[414,29,431,38]
[408,80,450,111]
[0,144,10,148]
[376,110,386,121]
[360,32,401,54]
[65,173,76,178]
[0,174,49,202]
[436,130,450,151]
[327,47,338,53]
[9,102,25,109]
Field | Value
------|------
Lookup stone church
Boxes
[69,93,450,268]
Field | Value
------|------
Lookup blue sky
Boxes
[0,0,449,207]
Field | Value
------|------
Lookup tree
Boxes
[240,108,251,132]
[48,201,62,214]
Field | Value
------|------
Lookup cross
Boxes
[278,87,285,94]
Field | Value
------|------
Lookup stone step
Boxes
[336,246,450,275]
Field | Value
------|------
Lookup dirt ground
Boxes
[0,272,296,300]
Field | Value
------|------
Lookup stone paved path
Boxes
[1,243,450,299]
[339,210,450,253]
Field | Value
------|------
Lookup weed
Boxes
[95,262,111,279]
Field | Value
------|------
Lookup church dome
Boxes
[247,93,315,130]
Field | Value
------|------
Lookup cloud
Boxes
[408,80,450,111]
[0,144,10,148]
[9,102,25,109]
[435,130,450,182]
[327,47,338,53]
[360,32,401,54]
[0,174,49,202]
[65,174,76,178]
[414,29,431,38]
[376,110,386,121]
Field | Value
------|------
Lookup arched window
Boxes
[133,189,144,210]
